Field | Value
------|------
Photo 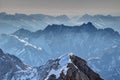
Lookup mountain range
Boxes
[0,12,120,34]
[0,12,72,34]
[0,22,120,80]
[0,48,103,80]
[77,14,120,32]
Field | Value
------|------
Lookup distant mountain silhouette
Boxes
[77,14,120,32]
[1,12,120,34]
[0,12,72,34]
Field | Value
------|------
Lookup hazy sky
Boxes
[0,0,120,16]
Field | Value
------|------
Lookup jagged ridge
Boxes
[0,49,103,80]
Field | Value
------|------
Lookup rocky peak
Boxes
[55,15,70,21]
[45,53,103,80]
[12,28,32,38]
[70,55,103,80]
[80,22,97,32]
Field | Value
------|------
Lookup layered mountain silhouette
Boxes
[77,14,120,32]
[0,22,120,80]
[0,12,120,34]
[0,12,72,34]
[0,49,103,80]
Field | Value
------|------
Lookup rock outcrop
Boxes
[45,54,103,80]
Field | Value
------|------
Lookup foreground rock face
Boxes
[46,54,103,80]
[0,49,103,80]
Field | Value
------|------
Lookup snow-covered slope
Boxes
[0,34,49,66]
[0,49,103,80]
[44,53,103,80]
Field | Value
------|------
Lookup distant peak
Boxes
[43,22,97,33]
[43,24,66,32]
[81,22,97,31]
[14,28,31,33]
[83,14,91,16]
[12,28,32,37]
[82,14,92,18]
[86,22,96,27]
[18,28,26,31]
[87,22,93,25]
[56,15,70,21]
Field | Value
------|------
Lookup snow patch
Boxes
[45,53,72,80]
[10,35,42,51]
